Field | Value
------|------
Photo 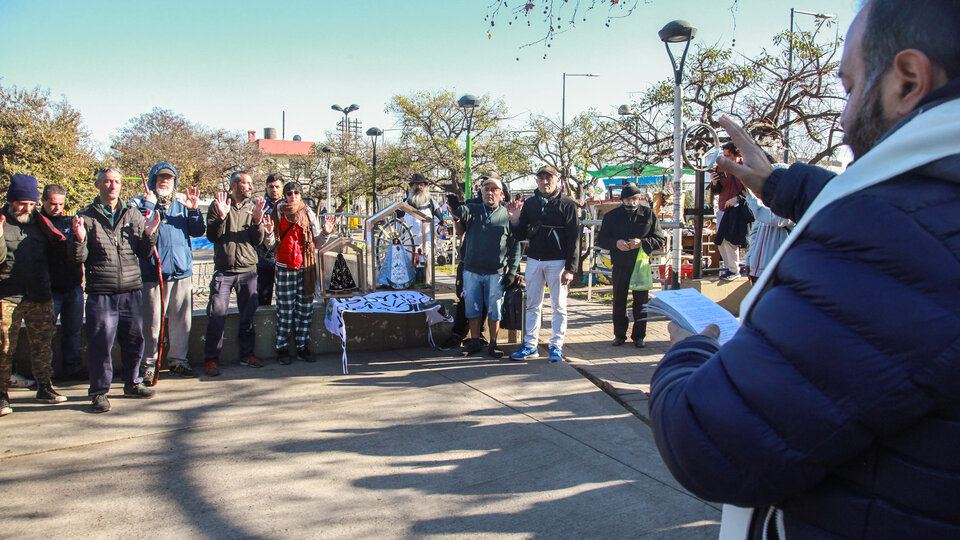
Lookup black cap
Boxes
[410,173,428,184]
[619,183,642,199]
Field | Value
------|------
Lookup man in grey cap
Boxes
[451,174,520,358]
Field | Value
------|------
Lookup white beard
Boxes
[156,186,174,203]
[407,190,431,209]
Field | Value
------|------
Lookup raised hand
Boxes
[72,215,85,242]
[262,216,274,236]
[145,209,161,236]
[506,199,523,223]
[0,214,5,236]
[141,174,156,205]
[717,115,775,196]
[183,186,201,210]
[251,198,267,224]
[322,214,336,235]
[213,192,229,218]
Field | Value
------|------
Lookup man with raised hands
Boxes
[72,167,161,413]
[129,162,205,384]
[203,171,272,377]
[648,0,960,536]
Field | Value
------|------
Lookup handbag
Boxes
[628,248,653,291]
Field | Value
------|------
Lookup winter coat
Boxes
[510,188,580,272]
[649,86,960,537]
[715,201,754,249]
[41,209,83,293]
[596,204,666,272]
[71,198,158,295]
[455,202,521,276]
[0,206,61,302]
[129,162,205,282]
[206,197,267,274]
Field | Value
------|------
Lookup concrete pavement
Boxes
[1,345,719,539]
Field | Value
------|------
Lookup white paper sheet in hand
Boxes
[646,288,740,344]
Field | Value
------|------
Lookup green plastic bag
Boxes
[629,248,653,291]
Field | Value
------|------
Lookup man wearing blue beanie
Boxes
[0,174,68,418]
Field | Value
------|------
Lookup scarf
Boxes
[273,199,317,296]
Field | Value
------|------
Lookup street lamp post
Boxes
[366,127,383,213]
[321,145,335,214]
[659,19,696,289]
[332,104,359,214]
[456,95,477,198]
[785,9,835,164]
[561,73,598,182]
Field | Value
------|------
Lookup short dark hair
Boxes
[229,171,249,185]
[42,184,66,201]
[266,173,283,185]
[862,0,960,85]
[721,142,740,156]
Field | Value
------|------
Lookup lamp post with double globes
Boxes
[321,145,335,213]
[659,19,696,289]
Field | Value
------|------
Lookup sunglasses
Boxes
[285,190,301,196]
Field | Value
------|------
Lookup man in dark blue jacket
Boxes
[130,163,205,383]
[649,1,960,537]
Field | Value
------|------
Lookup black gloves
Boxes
[446,194,462,212]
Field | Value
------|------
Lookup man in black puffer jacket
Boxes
[71,167,160,413]
[649,1,960,537]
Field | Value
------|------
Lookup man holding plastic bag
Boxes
[597,183,665,348]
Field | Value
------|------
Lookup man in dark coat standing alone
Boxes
[597,183,665,348]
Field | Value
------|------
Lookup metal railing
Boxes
[582,218,682,301]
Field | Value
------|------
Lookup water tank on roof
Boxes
[264,127,277,139]
[293,135,302,141]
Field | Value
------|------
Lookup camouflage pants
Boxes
[0,299,55,393]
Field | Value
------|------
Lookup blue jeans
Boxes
[462,270,504,321]
[52,286,84,376]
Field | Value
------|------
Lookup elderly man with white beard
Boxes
[129,162,205,384]
[399,173,445,262]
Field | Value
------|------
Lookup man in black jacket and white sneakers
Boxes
[597,183,665,348]
[506,165,580,363]
[71,167,160,413]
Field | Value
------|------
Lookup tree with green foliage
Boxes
[0,82,100,210]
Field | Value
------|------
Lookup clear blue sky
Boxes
[1,0,858,154]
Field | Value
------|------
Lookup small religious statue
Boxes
[377,237,416,289]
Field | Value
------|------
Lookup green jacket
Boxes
[455,202,521,276]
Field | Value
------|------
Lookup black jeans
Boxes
[204,270,258,361]
[611,262,649,341]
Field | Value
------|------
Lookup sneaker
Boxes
[460,338,483,356]
[91,393,111,413]
[36,384,67,404]
[611,337,627,347]
[298,349,315,363]
[239,355,264,368]
[487,344,504,359]
[169,364,196,378]
[1,392,12,416]
[123,382,156,399]
[437,333,464,351]
[8,373,35,389]
[277,348,292,366]
[205,361,220,377]
[510,345,539,361]
[548,346,563,363]
[634,339,646,348]
[141,367,156,386]
[719,270,738,281]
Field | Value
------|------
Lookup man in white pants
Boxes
[506,165,580,363]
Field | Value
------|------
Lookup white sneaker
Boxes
[8,373,35,389]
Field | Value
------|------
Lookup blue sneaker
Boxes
[548,346,563,363]
[510,345,538,361]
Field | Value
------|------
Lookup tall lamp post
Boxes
[321,145,335,213]
[366,127,383,213]
[456,94,477,198]
[331,103,359,147]
[561,73,598,182]
[785,9,835,164]
[659,19,696,289]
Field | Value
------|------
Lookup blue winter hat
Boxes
[7,174,40,202]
